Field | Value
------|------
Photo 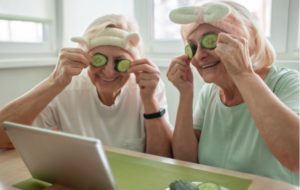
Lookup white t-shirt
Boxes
[33,70,169,152]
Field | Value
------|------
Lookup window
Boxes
[135,0,299,65]
[0,20,43,43]
[0,0,58,60]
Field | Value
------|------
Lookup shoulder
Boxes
[268,65,299,80]
[265,65,300,92]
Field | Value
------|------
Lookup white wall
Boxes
[0,66,54,107]
[62,0,134,47]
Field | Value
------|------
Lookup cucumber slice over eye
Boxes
[92,53,108,67]
[200,32,218,49]
[114,59,131,73]
[185,43,197,59]
[197,182,220,190]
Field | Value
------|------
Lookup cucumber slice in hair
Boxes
[114,59,131,72]
[185,43,197,59]
[92,53,107,67]
[200,32,218,49]
[197,182,220,190]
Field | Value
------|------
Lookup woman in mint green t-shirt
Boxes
[167,0,299,186]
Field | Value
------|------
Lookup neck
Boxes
[219,85,243,106]
[97,90,121,106]
[218,66,271,106]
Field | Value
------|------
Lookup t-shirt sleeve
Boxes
[32,101,61,130]
[193,84,209,130]
[273,70,300,115]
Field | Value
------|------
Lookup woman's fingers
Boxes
[167,59,190,82]
[215,32,253,77]
[137,79,158,90]
[59,48,91,68]
[167,55,189,76]
[129,58,159,74]
[54,48,92,85]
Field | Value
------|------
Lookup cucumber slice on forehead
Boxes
[200,32,218,49]
[92,53,107,67]
[185,43,197,59]
[114,59,131,73]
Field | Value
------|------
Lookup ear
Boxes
[71,37,89,51]
[203,3,231,22]
[169,6,200,24]
[125,33,140,47]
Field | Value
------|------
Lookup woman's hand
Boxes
[51,48,90,86]
[215,32,254,78]
[129,58,160,103]
[167,55,193,94]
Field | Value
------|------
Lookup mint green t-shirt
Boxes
[193,65,299,185]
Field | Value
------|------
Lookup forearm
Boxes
[144,118,172,157]
[143,99,172,157]
[0,75,67,148]
[233,73,299,171]
[173,92,198,162]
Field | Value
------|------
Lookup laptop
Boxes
[3,121,117,190]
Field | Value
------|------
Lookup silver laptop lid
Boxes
[3,121,117,190]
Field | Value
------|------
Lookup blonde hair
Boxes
[222,1,276,70]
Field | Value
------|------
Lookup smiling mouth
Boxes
[201,61,221,69]
[97,74,118,82]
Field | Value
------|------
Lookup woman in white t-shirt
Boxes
[0,14,172,157]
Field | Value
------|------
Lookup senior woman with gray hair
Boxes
[167,0,299,185]
[0,14,172,157]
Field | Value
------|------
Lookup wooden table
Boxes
[0,147,298,190]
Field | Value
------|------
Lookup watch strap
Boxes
[143,108,166,119]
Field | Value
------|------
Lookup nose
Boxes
[193,47,209,61]
[102,60,116,77]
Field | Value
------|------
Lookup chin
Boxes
[199,71,215,83]
[202,77,215,84]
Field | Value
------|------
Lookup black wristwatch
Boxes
[143,108,166,119]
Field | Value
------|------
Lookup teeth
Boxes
[102,79,114,82]
[201,61,219,69]
[96,74,116,82]
[102,78,115,82]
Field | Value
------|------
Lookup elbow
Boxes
[0,132,14,149]
[172,143,198,163]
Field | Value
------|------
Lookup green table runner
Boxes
[15,151,251,190]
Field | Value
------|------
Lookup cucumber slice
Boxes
[169,180,198,190]
[92,53,107,67]
[200,32,218,49]
[114,59,131,72]
[185,43,197,59]
[197,182,220,190]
